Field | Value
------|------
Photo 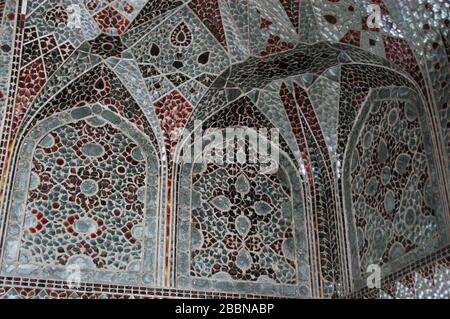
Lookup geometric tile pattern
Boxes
[0,0,448,299]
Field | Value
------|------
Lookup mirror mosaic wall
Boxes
[0,0,448,299]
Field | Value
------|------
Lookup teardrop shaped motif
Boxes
[236,249,252,271]
[254,201,273,216]
[210,195,231,212]
[170,22,193,47]
[177,31,185,42]
[235,174,250,195]
[149,43,160,56]
[235,214,251,238]
[197,51,210,64]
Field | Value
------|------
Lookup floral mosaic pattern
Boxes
[0,0,448,299]
[2,105,160,287]
[191,162,296,284]
[344,88,447,289]
[23,119,146,270]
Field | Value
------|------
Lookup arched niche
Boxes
[173,123,312,297]
[2,104,160,286]
[343,87,449,290]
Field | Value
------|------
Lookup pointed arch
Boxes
[2,105,160,285]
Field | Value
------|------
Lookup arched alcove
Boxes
[343,87,449,290]
[174,126,310,297]
[2,105,160,285]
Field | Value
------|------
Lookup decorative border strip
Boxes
[0,275,292,299]
[0,0,18,129]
